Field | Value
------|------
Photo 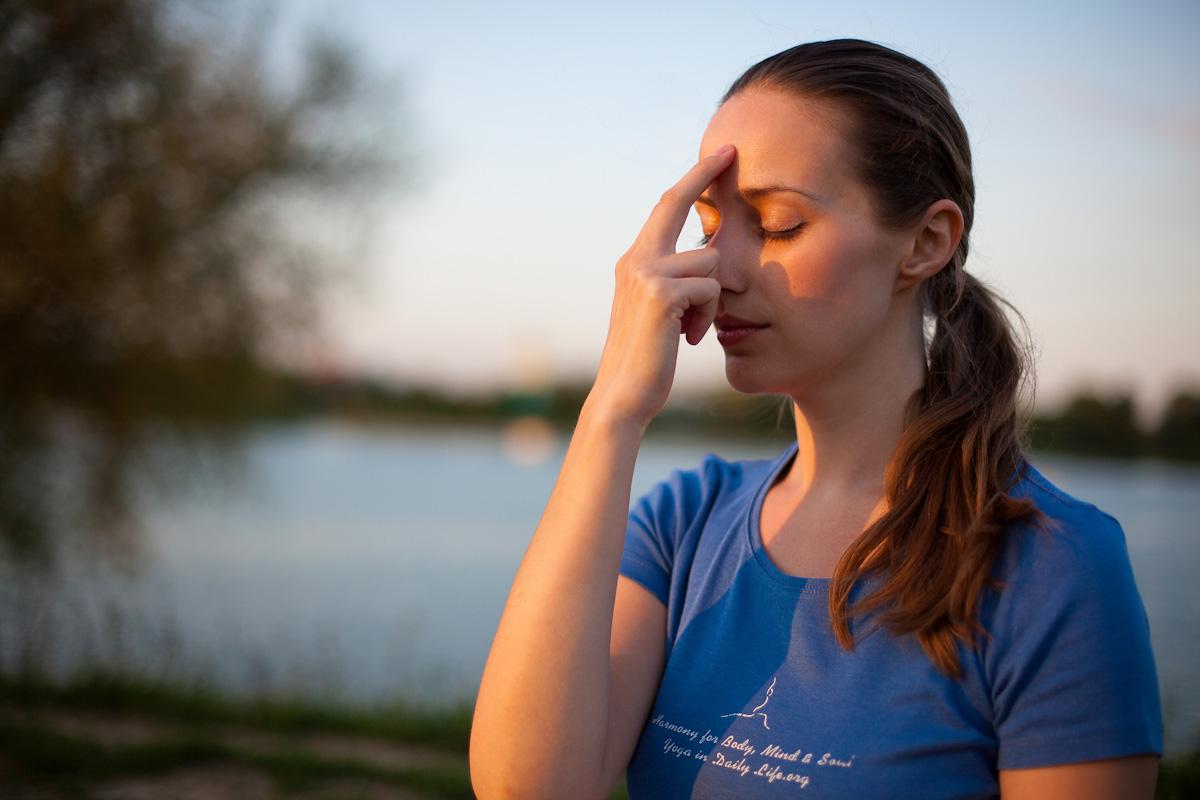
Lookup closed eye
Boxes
[697,222,806,247]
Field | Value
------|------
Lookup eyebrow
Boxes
[696,186,826,207]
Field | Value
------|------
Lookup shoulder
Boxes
[636,443,788,512]
[978,456,1152,664]
[995,458,1133,584]
[1011,459,1117,520]
[974,457,1151,677]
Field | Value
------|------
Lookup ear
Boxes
[894,199,964,293]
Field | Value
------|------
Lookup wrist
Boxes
[578,393,650,440]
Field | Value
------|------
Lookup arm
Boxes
[595,575,668,796]
[469,402,647,800]
[1000,753,1158,799]
[470,144,736,800]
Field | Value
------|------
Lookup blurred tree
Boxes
[1028,391,1145,458]
[0,0,403,568]
[1151,390,1200,462]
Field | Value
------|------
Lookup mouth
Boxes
[714,315,768,331]
[714,323,768,332]
[715,325,767,346]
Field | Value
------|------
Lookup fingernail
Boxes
[714,144,734,157]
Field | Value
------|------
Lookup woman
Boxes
[470,39,1162,799]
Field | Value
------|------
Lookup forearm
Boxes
[469,400,646,800]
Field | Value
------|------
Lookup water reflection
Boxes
[2,421,1196,756]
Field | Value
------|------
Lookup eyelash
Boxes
[697,222,806,247]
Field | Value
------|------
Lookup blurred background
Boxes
[1,0,1197,798]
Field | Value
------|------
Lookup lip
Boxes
[715,313,767,331]
[716,325,767,347]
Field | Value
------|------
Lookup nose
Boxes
[705,222,752,293]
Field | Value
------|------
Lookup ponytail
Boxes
[828,267,1060,679]
[731,39,1060,679]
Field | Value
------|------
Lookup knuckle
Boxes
[616,250,643,277]
[657,187,680,207]
[644,277,669,304]
[629,254,655,277]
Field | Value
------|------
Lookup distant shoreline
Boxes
[236,368,1200,463]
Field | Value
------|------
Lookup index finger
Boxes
[639,144,736,256]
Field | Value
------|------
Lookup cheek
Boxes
[773,226,895,352]
[778,225,887,311]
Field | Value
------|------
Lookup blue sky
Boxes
[253,0,1198,425]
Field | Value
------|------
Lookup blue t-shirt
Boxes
[618,440,1162,799]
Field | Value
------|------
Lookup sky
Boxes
[243,0,1198,426]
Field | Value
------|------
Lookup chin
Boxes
[724,356,826,399]
[723,360,776,395]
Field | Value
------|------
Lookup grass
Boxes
[0,669,473,754]
[0,718,476,799]
[0,669,632,799]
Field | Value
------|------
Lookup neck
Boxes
[780,308,927,503]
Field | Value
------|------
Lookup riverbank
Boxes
[2,671,1195,798]
[0,671,632,799]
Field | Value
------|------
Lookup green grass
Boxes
[0,670,633,799]
[0,669,472,754]
[0,718,475,799]
[0,718,229,795]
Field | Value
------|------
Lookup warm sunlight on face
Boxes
[697,85,916,395]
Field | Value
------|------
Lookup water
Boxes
[2,420,1197,756]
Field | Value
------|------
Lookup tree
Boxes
[0,0,404,567]
[1029,392,1145,458]
[1152,390,1200,462]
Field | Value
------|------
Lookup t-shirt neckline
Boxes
[745,440,832,593]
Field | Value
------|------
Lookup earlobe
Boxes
[895,199,964,292]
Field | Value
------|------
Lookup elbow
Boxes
[469,755,516,800]
[471,753,606,800]
[468,737,510,800]
[470,712,608,800]
[471,770,606,800]
[468,745,543,800]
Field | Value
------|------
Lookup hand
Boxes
[586,144,735,429]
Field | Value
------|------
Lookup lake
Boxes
[2,419,1196,757]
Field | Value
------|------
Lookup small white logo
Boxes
[720,675,776,730]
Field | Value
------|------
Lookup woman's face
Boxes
[696,85,917,395]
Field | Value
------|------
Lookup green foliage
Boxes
[1152,392,1200,461]
[1028,392,1146,457]
[0,670,473,754]
[1157,737,1200,799]
[0,718,476,799]
[230,368,1200,463]
[228,365,799,444]
[0,0,398,567]
[0,719,229,786]
[1027,388,1200,462]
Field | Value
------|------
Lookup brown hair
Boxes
[722,39,1062,679]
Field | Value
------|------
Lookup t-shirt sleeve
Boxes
[617,466,691,608]
[982,505,1164,769]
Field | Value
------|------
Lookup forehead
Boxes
[699,86,853,200]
